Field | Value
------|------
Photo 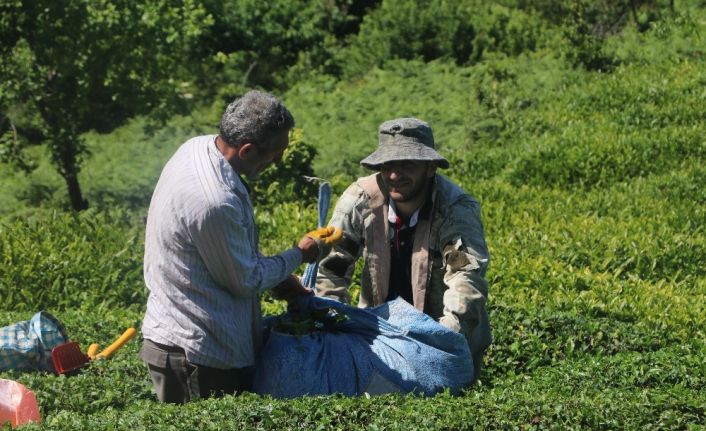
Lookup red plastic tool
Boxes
[51,328,137,375]
[51,341,90,375]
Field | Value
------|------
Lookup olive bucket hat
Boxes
[360,117,449,170]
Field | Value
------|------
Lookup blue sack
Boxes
[253,296,473,398]
[0,312,68,372]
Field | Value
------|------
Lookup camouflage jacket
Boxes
[316,173,492,374]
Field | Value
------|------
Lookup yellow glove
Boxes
[305,226,344,261]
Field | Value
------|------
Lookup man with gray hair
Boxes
[140,90,341,402]
[316,117,491,382]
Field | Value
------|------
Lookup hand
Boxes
[298,226,344,263]
[270,274,311,303]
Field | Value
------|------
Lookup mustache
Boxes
[384,177,409,185]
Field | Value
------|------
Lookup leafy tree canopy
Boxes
[0,0,212,210]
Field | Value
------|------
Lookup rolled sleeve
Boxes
[438,199,490,343]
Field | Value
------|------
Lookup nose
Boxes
[381,163,404,182]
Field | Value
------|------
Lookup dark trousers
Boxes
[139,339,254,403]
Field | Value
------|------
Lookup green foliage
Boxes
[0,121,35,173]
[512,0,673,31]
[199,0,370,93]
[255,200,319,316]
[285,60,479,181]
[470,5,543,60]
[250,128,319,207]
[335,0,542,78]
[0,209,145,312]
[271,309,349,335]
[1,338,703,429]
[339,0,478,75]
[561,0,616,71]
[507,59,706,189]
[80,111,217,212]
[0,0,212,210]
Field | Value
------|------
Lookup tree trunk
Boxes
[46,126,89,211]
[628,0,640,26]
[64,171,88,211]
[52,133,89,211]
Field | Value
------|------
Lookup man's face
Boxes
[379,160,435,203]
[242,130,289,179]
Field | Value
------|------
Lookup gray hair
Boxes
[219,90,295,150]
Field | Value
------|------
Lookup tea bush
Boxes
[0,209,145,312]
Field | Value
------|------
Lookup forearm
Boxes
[439,237,489,330]
[243,247,303,295]
[440,269,488,332]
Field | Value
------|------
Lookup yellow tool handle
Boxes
[97,327,137,359]
[87,343,100,359]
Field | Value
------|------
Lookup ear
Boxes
[237,143,256,160]
[426,162,438,178]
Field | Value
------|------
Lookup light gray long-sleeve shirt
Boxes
[142,135,302,369]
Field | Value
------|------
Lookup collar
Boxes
[208,135,249,196]
[385,174,439,228]
[387,200,420,229]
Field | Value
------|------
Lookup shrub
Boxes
[250,128,319,207]
[0,209,144,312]
[507,60,706,190]
[336,0,546,78]
[198,0,370,91]
[336,0,477,77]
[561,0,616,71]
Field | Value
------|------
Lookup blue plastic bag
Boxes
[0,312,68,372]
[253,296,473,398]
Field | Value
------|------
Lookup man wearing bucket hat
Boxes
[316,117,491,381]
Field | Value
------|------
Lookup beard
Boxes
[386,176,431,203]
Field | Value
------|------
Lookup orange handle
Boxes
[97,328,137,359]
[86,343,100,359]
